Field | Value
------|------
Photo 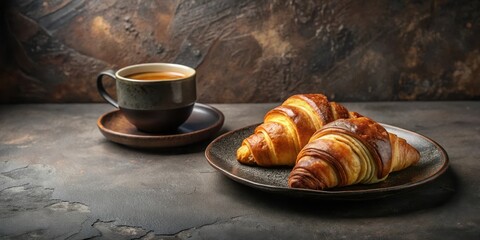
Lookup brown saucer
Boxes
[97,103,224,148]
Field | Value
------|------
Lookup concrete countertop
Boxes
[0,102,479,239]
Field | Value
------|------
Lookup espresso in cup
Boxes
[126,71,186,81]
[97,63,196,133]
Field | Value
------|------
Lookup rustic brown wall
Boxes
[0,0,479,103]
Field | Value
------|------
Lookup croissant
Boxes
[288,117,420,190]
[236,94,360,167]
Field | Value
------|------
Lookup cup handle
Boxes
[97,70,119,108]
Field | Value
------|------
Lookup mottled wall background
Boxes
[0,0,479,103]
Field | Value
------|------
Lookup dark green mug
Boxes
[97,63,196,133]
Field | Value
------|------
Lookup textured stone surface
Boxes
[0,102,479,239]
[0,0,479,103]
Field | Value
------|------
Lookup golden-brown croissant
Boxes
[236,94,360,167]
[288,117,420,190]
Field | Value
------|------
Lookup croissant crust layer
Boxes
[288,117,420,190]
[236,94,358,167]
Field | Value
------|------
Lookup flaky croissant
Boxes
[236,94,360,167]
[288,117,420,190]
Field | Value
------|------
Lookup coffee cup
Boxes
[97,63,196,133]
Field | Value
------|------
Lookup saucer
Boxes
[97,103,224,148]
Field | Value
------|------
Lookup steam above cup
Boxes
[97,63,196,133]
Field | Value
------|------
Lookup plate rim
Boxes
[205,123,449,199]
[97,103,225,147]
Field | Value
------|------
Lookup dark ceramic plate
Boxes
[97,103,224,148]
[205,124,449,200]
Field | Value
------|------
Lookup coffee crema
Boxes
[126,71,186,81]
